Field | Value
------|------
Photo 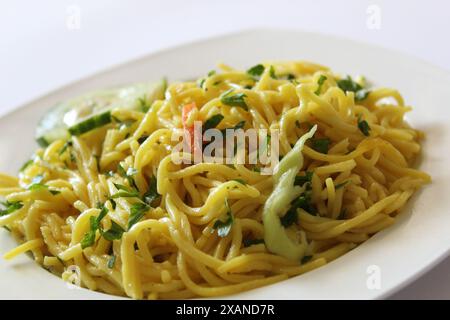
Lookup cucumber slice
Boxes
[35,79,167,145]
[68,111,112,136]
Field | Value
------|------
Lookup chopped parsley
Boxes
[27,175,60,195]
[294,171,313,187]
[143,176,160,207]
[203,114,224,131]
[0,201,23,217]
[81,206,109,249]
[314,75,327,95]
[221,91,248,111]
[281,189,316,227]
[111,183,140,199]
[243,238,265,247]
[358,117,371,136]
[337,76,370,102]
[213,200,234,237]
[311,138,330,154]
[269,65,277,79]
[128,202,149,230]
[247,64,265,78]
[101,221,125,241]
[117,164,138,190]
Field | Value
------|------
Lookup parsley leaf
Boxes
[280,206,298,227]
[80,206,109,249]
[27,175,60,195]
[243,238,265,247]
[117,164,139,190]
[143,176,160,207]
[213,200,234,237]
[247,64,265,78]
[311,138,330,154]
[111,183,140,199]
[294,171,313,187]
[101,221,125,241]
[281,190,316,227]
[203,114,224,131]
[337,76,370,102]
[0,201,23,217]
[337,76,362,92]
[357,116,371,136]
[269,65,277,79]
[128,202,149,230]
[80,217,97,249]
[314,75,327,95]
[221,92,248,111]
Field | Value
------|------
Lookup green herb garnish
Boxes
[143,176,160,207]
[128,203,149,230]
[337,76,370,102]
[0,201,23,217]
[111,183,140,199]
[314,75,327,95]
[221,91,248,111]
[311,138,330,154]
[203,114,224,131]
[281,190,316,227]
[213,200,234,237]
[269,65,277,79]
[243,238,265,247]
[117,164,138,190]
[80,206,109,249]
[357,117,371,136]
[247,64,265,78]
[101,221,125,241]
[294,171,313,187]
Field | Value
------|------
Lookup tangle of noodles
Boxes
[0,61,431,299]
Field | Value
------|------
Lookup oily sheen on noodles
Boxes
[0,61,430,299]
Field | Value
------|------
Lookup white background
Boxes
[1,0,449,299]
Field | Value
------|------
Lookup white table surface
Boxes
[1,0,449,299]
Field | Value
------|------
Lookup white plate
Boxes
[1,29,449,300]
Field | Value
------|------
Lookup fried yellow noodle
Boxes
[0,61,430,299]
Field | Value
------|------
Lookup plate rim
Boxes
[1,28,449,300]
